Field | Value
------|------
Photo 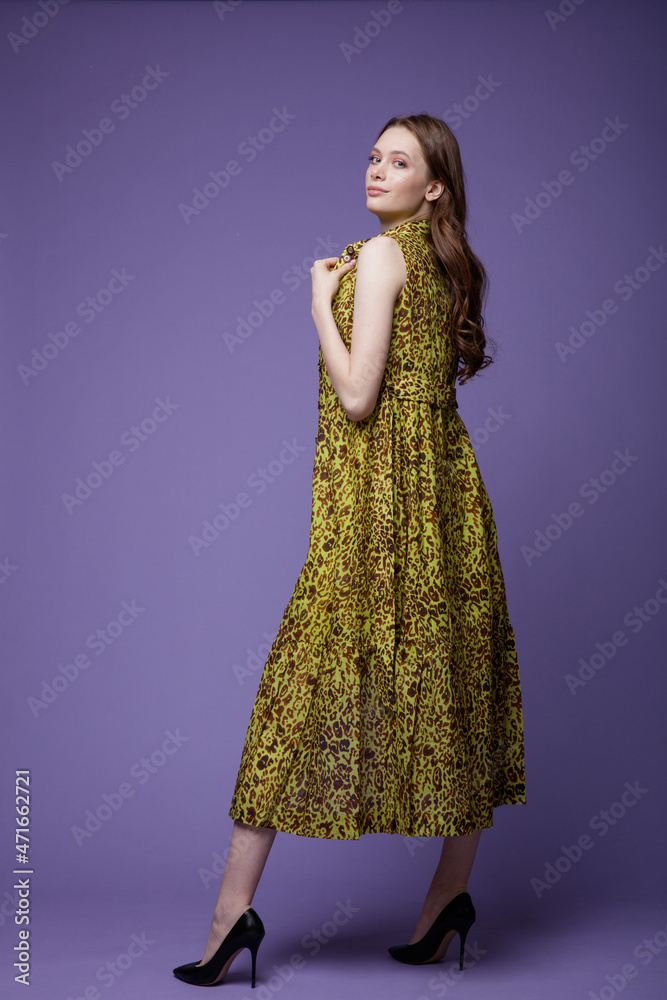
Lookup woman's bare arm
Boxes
[311,235,406,421]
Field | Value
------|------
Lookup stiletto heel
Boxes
[458,921,471,970]
[250,937,260,989]
[388,891,476,968]
[173,907,265,987]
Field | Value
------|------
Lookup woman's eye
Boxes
[368,155,406,167]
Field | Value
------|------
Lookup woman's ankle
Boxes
[211,901,252,930]
[422,884,469,914]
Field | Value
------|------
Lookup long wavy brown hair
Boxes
[374,114,494,384]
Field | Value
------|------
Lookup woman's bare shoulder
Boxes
[358,232,405,255]
[356,233,406,273]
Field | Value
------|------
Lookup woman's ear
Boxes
[427,179,444,201]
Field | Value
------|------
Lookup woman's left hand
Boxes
[310,256,356,313]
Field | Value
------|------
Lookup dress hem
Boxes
[228,794,526,841]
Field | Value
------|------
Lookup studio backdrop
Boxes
[2,2,666,999]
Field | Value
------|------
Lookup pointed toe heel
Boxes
[173,907,265,987]
[388,891,476,969]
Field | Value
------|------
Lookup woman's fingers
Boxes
[311,256,355,271]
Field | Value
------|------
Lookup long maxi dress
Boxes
[228,216,526,839]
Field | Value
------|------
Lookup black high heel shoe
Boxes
[388,891,476,969]
[173,907,265,987]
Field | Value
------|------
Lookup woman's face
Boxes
[366,125,443,224]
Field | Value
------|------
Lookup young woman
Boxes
[173,113,526,988]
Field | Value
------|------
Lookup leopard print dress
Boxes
[228,216,526,839]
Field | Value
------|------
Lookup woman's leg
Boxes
[408,827,483,958]
[199,819,277,965]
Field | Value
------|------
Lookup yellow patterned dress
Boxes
[229,217,526,839]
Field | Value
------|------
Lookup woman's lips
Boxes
[367,188,387,195]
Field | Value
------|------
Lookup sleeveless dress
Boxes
[228,217,526,839]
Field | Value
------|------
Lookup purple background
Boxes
[2,1,666,997]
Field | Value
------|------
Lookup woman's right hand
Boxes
[310,256,356,315]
